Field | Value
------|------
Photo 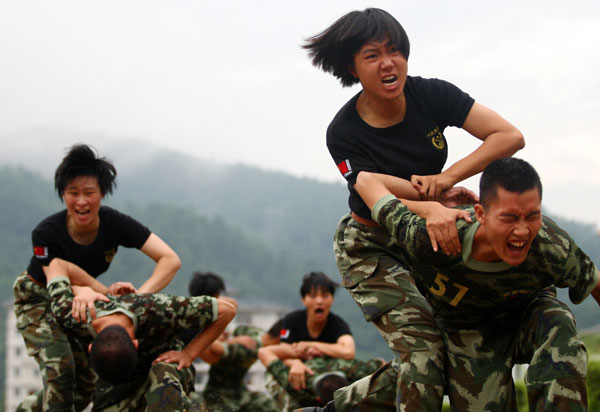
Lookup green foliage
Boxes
[589,360,600,411]
[582,334,600,354]
[513,360,600,411]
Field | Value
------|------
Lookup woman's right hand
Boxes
[439,186,479,207]
[107,281,137,296]
[411,173,454,201]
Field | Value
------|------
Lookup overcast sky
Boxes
[1,0,599,227]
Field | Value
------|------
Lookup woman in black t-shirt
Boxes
[13,144,181,412]
[302,8,524,412]
[259,272,355,394]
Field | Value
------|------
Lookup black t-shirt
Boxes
[279,309,352,344]
[26,206,151,284]
[327,76,475,218]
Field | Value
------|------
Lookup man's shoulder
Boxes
[532,216,573,255]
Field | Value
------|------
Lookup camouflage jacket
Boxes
[205,325,263,392]
[372,195,599,327]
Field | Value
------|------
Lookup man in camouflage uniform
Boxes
[301,158,600,412]
[201,324,279,412]
[262,350,384,411]
[45,258,236,412]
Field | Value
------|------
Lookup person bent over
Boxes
[45,258,236,411]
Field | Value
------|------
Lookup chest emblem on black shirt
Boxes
[427,127,445,150]
[105,248,116,263]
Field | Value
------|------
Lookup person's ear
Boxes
[349,64,358,78]
[88,343,92,353]
[132,339,139,350]
[474,203,486,225]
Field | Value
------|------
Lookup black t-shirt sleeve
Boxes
[327,126,377,187]
[31,224,58,267]
[280,310,304,343]
[108,208,152,248]
[325,313,352,341]
[416,77,474,128]
[326,95,377,187]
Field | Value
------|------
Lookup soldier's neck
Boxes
[92,312,136,339]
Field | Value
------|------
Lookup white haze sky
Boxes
[1,0,599,227]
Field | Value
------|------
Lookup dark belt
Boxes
[27,273,46,288]
[351,212,381,228]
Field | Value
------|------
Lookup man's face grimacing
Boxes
[475,186,543,266]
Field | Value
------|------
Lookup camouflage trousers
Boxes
[333,214,445,412]
[203,387,278,412]
[93,361,200,411]
[335,291,588,412]
[13,271,96,412]
[333,360,398,412]
[444,290,588,412]
[265,357,384,411]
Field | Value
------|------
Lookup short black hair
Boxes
[315,372,348,404]
[89,325,137,385]
[188,271,226,297]
[480,158,543,207]
[54,144,117,199]
[300,271,338,298]
[302,8,410,87]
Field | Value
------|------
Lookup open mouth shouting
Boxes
[382,74,398,87]
[507,239,527,255]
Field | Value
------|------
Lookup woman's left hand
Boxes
[153,350,193,370]
[411,173,454,201]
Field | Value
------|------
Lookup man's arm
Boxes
[357,172,471,255]
[44,259,98,340]
[258,343,315,391]
[153,297,237,369]
[199,334,257,365]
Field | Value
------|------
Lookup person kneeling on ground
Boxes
[183,270,280,412]
[45,258,236,412]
